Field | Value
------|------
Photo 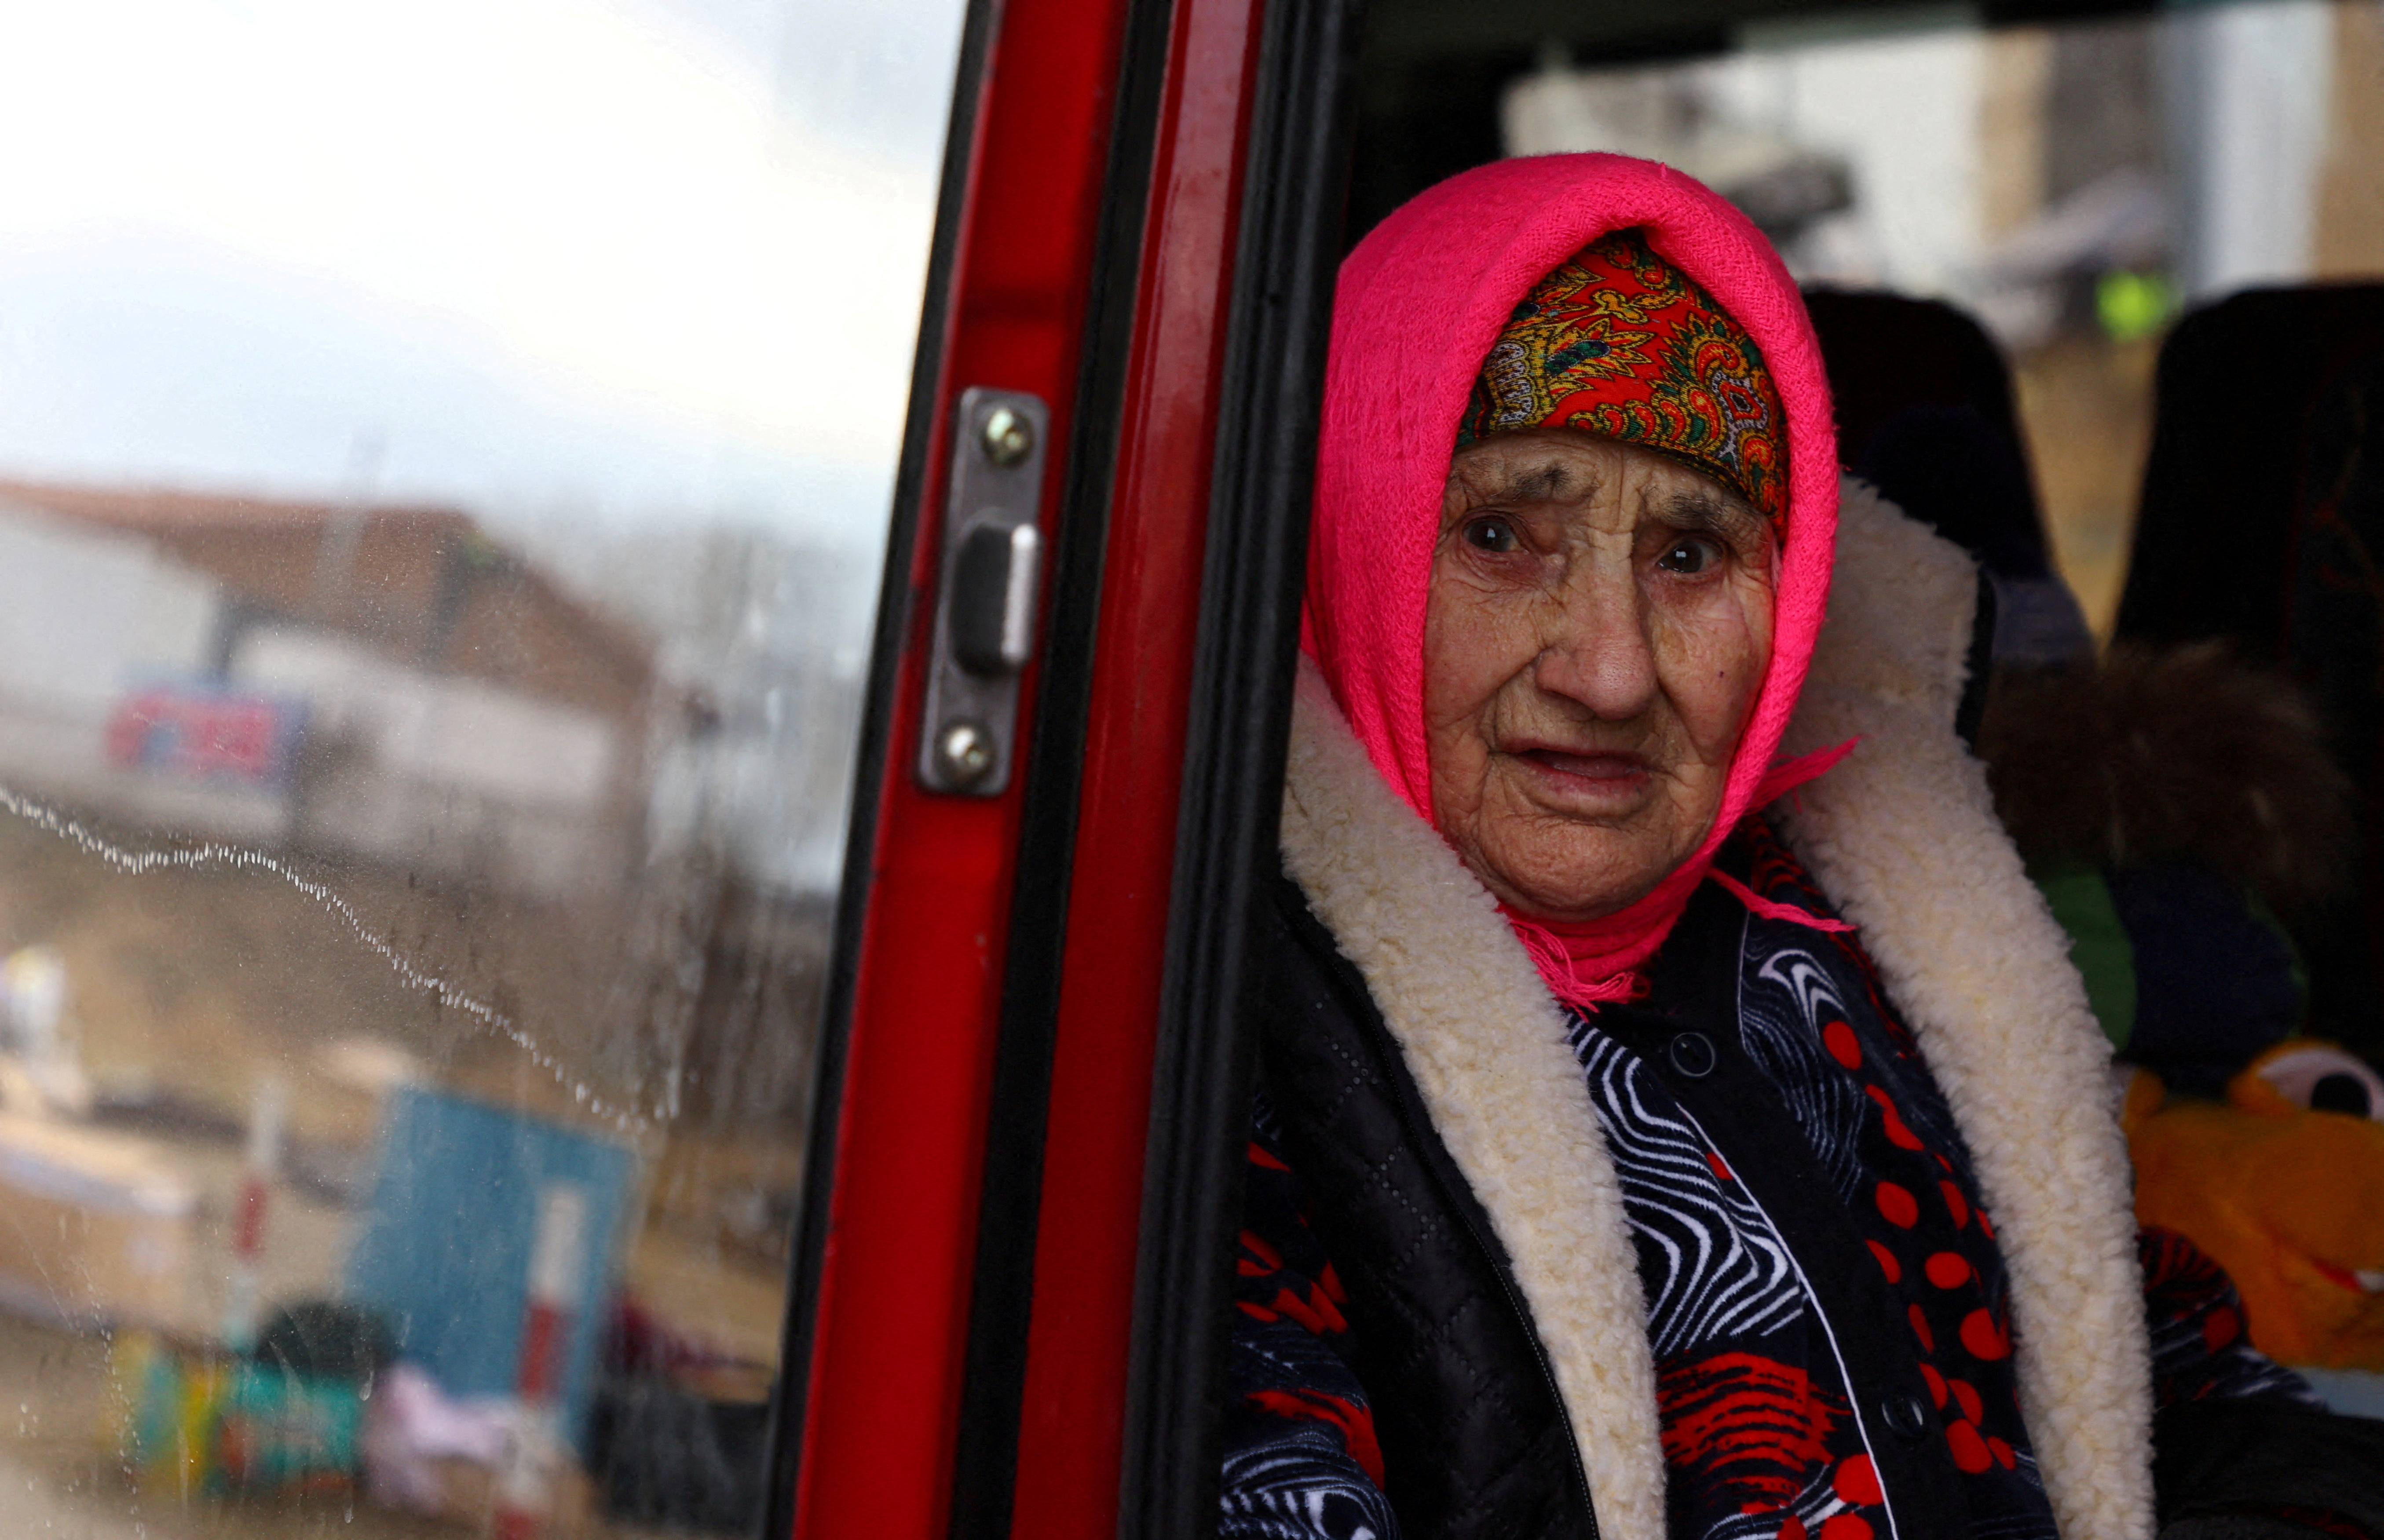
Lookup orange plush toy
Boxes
[2126,1040,2384,1369]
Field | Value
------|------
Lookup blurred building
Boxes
[1493,0,2384,635]
[1499,0,2384,345]
[0,480,653,897]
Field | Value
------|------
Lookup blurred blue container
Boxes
[345,1087,635,1447]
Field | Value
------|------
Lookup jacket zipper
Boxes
[1457,1185,1604,1540]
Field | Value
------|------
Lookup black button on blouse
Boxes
[1665,1030,1718,1079]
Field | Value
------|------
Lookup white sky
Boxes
[0,0,963,534]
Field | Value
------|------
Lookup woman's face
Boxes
[1425,427,1777,922]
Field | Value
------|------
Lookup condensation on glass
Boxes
[0,0,962,1532]
[1495,0,2384,639]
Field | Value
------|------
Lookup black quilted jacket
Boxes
[1251,869,1597,1540]
[1245,869,2384,1540]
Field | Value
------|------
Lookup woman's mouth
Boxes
[1512,745,1653,798]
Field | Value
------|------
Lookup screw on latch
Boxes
[980,406,1034,467]
[934,719,996,786]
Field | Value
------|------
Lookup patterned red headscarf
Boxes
[1456,227,1786,526]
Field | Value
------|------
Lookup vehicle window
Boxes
[0,0,962,1532]
[1360,0,2384,636]
[1511,0,2384,635]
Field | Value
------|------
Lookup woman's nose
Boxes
[1529,567,1658,722]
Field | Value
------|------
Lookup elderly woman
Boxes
[1221,156,2380,1540]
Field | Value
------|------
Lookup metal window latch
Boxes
[918,388,1049,795]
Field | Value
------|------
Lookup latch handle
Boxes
[949,520,1042,676]
[917,389,1052,794]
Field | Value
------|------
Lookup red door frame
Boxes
[1005,0,1265,1529]
[790,0,1270,1534]
[788,0,1133,1533]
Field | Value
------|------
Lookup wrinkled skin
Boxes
[1425,428,1777,922]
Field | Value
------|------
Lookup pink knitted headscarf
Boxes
[1306,153,1843,1006]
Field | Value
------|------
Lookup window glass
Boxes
[1491,0,2384,635]
[0,0,962,1530]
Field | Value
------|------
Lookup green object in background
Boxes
[114,1335,363,1495]
[212,1362,364,1493]
[2035,865,2137,1051]
[2097,270,2175,343]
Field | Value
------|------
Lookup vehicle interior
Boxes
[0,0,2372,1537]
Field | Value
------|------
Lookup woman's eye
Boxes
[1657,536,1722,574]
[1463,516,1521,554]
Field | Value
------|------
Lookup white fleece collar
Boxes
[1278,480,2153,1540]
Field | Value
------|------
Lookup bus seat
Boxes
[1804,288,2093,669]
[2116,286,2384,1053]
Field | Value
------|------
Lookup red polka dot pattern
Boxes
[1624,820,2059,1538]
[1940,1181,1970,1229]
[1808,959,2038,1525]
[1960,1308,2010,1361]
[1863,1085,1923,1150]
[1819,1514,1873,1540]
